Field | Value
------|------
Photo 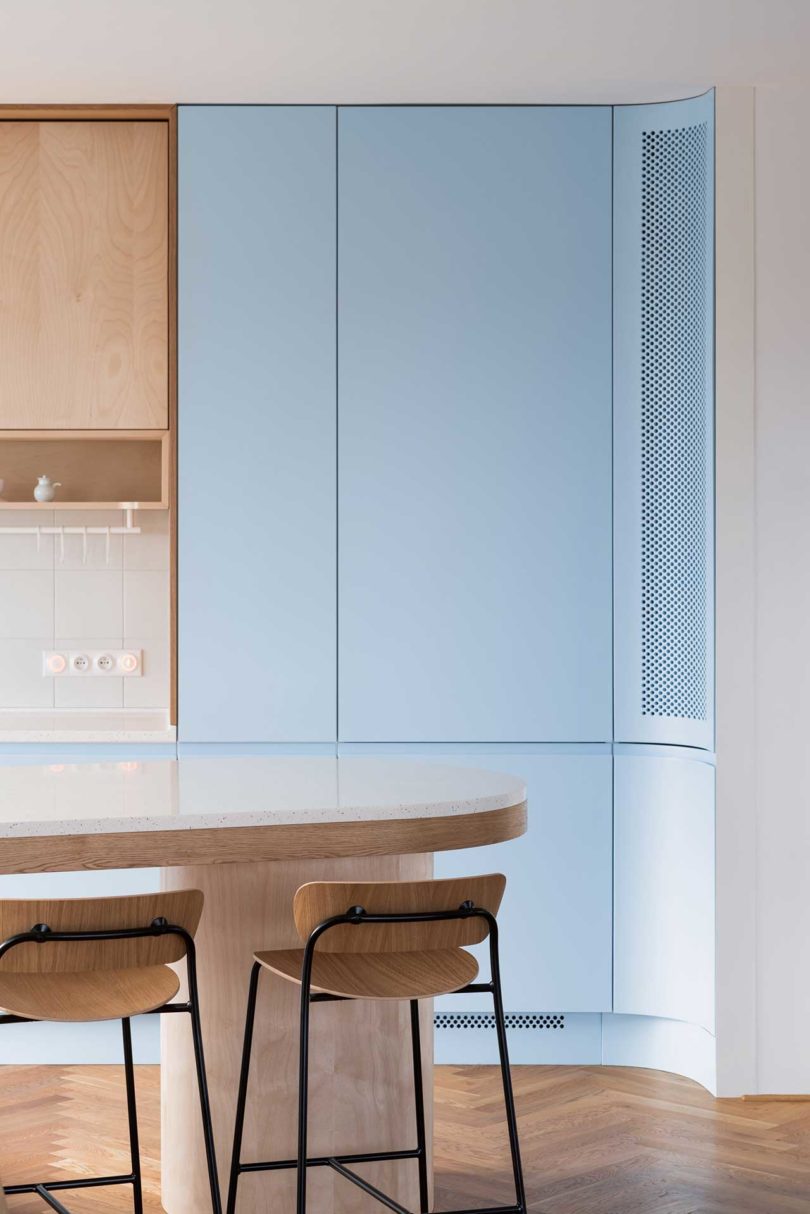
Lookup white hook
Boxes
[35,525,41,553]
[81,527,88,565]
[58,527,65,563]
[105,526,111,566]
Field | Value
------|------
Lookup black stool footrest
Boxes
[237,1146,421,1174]
[328,1157,412,1214]
[4,1173,135,1195]
[35,1186,74,1214]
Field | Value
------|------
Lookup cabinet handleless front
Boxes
[0,120,169,430]
[337,105,613,743]
[177,106,337,744]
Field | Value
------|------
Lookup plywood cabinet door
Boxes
[0,121,168,429]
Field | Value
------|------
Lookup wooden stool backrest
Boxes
[294,874,506,954]
[0,890,203,974]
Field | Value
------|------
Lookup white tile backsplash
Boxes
[0,571,54,638]
[124,512,169,571]
[123,634,169,708]
[0,638,54,707]
[56,570,122,637]
[124,571,169,637]
[0,519,170,712]
[54,637,124,709]
[0,510,55,570]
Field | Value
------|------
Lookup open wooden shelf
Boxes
[0,430,169,509]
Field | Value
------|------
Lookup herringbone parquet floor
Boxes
[2,1065,809,1213]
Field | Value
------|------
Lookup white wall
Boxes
[0,0,807,106]
[715,86,757,1097]
[752,84,810,1094]
[718,82,810,1095]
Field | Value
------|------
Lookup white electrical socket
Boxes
[43,649,143,677]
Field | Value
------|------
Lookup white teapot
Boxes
[33,475,62,503]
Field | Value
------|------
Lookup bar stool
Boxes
[227,873,526,1214]
[0,890,221,1214]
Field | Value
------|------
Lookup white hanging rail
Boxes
[0,506,140,534]
[0,507,140,563]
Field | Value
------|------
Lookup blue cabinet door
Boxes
[614,93,715,749]
[614,751,715,1033]
[178,107,337,743]
[362,749,613,1014]
[338,107,612,742]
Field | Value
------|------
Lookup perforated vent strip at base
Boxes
[434,1013,564,1031]
[640,122,709,722]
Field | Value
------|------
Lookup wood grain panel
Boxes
[167,107,178,725]
[0,964,179,1022]
[0,889,202,972]
[255,944,478,999]
[293,873,506,951]
[0,121,168,429]
[0,105,174,121]
[0,802,527,876]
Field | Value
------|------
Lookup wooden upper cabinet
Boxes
[0,120,168,429]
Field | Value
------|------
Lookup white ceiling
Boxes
[0,0,806,105]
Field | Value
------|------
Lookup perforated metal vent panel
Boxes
[435,1012,565,1031]
[614,92,714,750]
[639,122,709,721]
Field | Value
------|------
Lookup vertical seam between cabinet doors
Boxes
[711,90,717,754]
[335,107,340,744]
[610,103,616,1017]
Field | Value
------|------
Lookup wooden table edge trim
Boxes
[0,800,527,874]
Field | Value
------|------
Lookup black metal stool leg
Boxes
[296,961,314,1214]
[409,999,431,1213]
[186,943,224,1214]
[227,961,262,1214]
[488,928,527,1214]
[122,1017,144,1214]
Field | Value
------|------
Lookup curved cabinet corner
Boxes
[614,92,715,749]
[614,750,715,1033]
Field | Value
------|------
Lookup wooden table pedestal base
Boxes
[161,853,433,1214]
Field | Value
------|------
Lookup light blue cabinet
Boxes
[178,107,337,743]
[171,102,716,1069]
[614,751,715,1033]
[614,93,715,750]
[359,749,614,1014]
[338,106,613,742]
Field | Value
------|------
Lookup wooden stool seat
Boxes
[0,963,180,1022]
[1,889,222,1213]
[255,945,478,1000]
